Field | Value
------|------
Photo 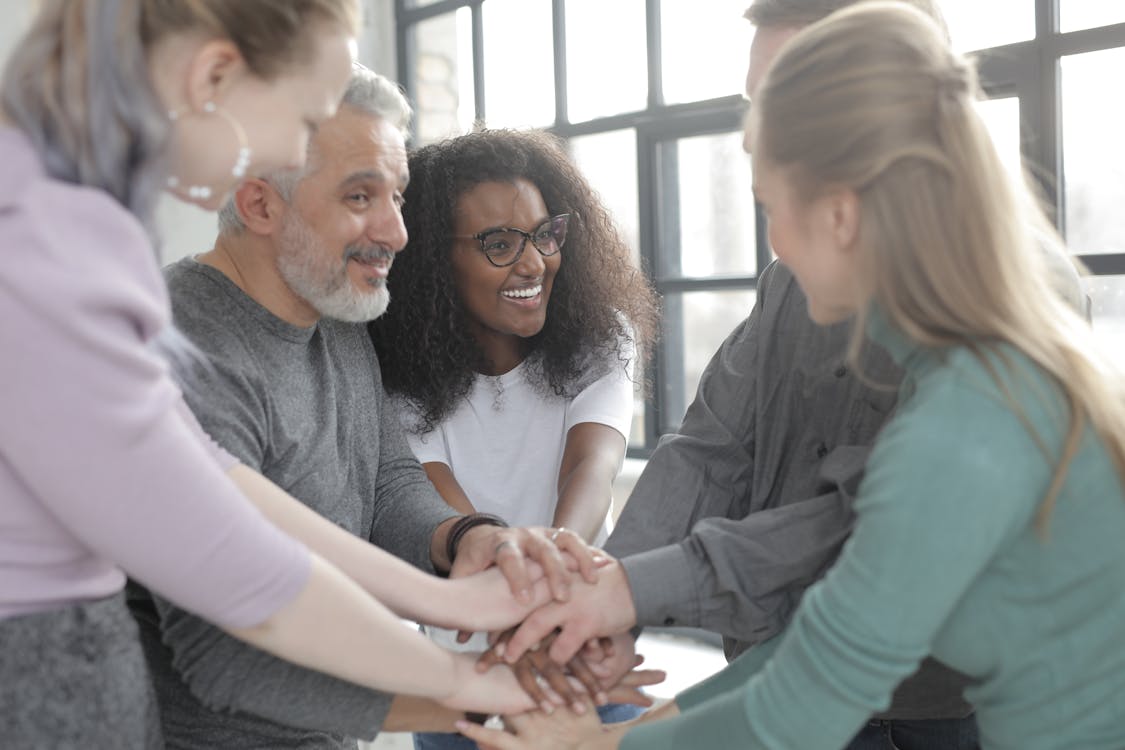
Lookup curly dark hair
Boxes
[370,128,659,434]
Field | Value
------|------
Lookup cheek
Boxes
[544,255,562,283]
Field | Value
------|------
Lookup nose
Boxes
[512,236,547,275]
[367,198,408,253]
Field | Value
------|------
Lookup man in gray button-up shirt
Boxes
[502,2,1086,747]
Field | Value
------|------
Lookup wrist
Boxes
[445,513,509,569]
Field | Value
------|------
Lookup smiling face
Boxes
[450,178,562,374]
[275,107,409,323]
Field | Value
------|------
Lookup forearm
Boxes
[383,695,466,733]
[227,554,534,715]
[228,465,453,624]
[554,457,617,543]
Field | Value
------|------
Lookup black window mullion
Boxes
[636,126,663,449]
[1030,0,1063,229]
[645,0,663,110]
[471,2,486,123]
[395,0,416,141]
[553,0,568,126]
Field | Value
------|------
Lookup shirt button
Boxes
[663,617,676,626]
[834,365,847,378]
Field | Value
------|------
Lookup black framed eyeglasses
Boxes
[452,213,570,268]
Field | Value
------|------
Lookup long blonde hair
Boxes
[755,1,1125,526]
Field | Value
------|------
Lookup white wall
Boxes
[0,0,398,265]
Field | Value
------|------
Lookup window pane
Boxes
[664,290,756,429]
[1061,1,1125,32]
[405,0,447,7]
[566,0,647,122]
[975,96,1022,180]
[1084,275,1125,372]
[661,0,748,104]
[629,356,648,448]
[482,0,555,128]
[410,10,475,146]
[1062,48,1125,255]
[938,1,1034,53]
[662,131,755,278]
[568,130,641,267]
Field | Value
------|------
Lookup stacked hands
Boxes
[433,524,665,748]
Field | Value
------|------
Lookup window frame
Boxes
[395,0,1125,457]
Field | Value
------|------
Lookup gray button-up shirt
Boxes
[607,259,974,720]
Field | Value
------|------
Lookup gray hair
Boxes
[217,65,412,235]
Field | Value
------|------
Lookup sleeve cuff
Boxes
[619,543,701,629]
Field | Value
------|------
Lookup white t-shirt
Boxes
[406,347,634,538]
[401,345,635,649]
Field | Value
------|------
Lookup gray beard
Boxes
[275,209,391,323]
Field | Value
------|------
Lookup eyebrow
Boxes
[474,215,552,235]
[338,169,408,192]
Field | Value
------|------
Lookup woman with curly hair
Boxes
[370,128,659,749]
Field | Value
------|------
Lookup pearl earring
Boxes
[166,101,252,200]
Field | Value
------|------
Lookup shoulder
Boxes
[875,344,1059,485]
[0,157,165,335]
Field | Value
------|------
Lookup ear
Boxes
[233,179,285,236]
[183,38,246,111]
[826,187,861,254]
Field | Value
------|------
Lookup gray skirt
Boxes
[0,591,162,749]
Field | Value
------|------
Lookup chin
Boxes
[806,301,853,326]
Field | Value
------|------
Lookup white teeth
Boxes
[502,285,542,299]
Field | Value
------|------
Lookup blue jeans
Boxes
[413,703,643,750]
[847,716,979,750]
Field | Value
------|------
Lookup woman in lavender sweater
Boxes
[0,1,566,745]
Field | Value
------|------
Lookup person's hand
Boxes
[480,628,607,714]
[478,631,650,712]
[581,633,639,692]
[456,705,629,750]
[452,525,602,605]
[430,566,555,633]
[440,654,538,716]
[501,559,638,665]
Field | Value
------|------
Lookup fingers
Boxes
[528,532,572,602]
[551,528,600,584]
[477,645,504,673]
[493,537,534,604]
[456,720,522,750]
[512,655,560,714]
[536,654,588,714]
[617,668,667,689]
[505,604,570,663]
[546,620,595,664]
[565,652,608,707]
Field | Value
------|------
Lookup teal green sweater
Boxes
[623,314,1125,750]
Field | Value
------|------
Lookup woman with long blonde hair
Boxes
[458,3,1125,749]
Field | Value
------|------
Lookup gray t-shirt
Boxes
[607,260,973,720]
[128,258,458,749]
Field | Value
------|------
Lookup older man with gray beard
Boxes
[126,66,586,750]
